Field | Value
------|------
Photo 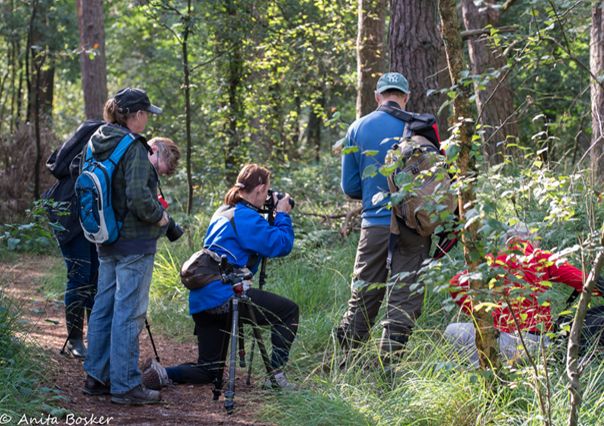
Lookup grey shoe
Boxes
[263,370,296,390]
[111,385,161,405]
[142,359,170,390]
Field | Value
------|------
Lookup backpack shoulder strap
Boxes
[379,104,440,148]
[107,133,138,166]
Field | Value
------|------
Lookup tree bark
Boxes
[308,94,325,162]
[590,2,604,181]
[224,0,243,182]
[356,0,386,119]
[439,0,500,370]
[389,0,448,134]
[181,0,194,215]
[461,0,517,165]
[76,0,108,120]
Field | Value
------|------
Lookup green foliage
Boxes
[0,201,58,255]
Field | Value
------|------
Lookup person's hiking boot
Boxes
[111,385,161,405]
[263,370,296,390]
[67,338,87,358]
[83,375,110,396]
[65,307,87,358]
[142,358,170,390]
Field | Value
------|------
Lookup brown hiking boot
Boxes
[111,385,161,405]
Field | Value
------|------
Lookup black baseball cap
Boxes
[114,87,162,115]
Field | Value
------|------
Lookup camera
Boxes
[166,217,184,242]
[265,189,295,211]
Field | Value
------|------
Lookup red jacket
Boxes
[450,241,589,334]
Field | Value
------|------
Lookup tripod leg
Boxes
[238,317,246,368]
[246,303,274,382]
[246,339,255,385]
[145,318,161,363]
[224,298,239,415]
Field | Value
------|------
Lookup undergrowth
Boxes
[0,284,65,418]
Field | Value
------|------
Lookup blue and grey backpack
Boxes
[75,133,138,245]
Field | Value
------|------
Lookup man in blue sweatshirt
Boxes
[337,72,431,362]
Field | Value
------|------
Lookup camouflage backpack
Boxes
[386,134,456,237]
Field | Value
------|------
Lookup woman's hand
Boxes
[157,210,170,227]
[275,193,293,214]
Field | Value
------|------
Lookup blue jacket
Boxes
[188,202,294,314]
[341,105,406,228]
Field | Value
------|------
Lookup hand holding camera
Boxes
[275,193,293,214]
[166,217,184,242]
[265,189,295,213]
[157,194,184,242]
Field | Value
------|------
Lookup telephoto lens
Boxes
[166,217,184,242]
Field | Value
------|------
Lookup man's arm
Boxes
[340,128,362,199]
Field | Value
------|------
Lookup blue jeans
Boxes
[59,233,98,314]
[84,253,155,394]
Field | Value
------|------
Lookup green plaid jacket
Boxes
[87,124,166,241]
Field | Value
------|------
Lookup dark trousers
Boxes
[59,233,99,331]
[166,289,299,384]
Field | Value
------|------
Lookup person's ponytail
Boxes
[103,98,131,127]
[224,185,243,206]
[223,164,270,206]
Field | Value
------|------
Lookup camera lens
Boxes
[166,217,184,242]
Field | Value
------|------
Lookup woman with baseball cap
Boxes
[81,88,172,405]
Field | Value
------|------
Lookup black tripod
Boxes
[212,257,275,415]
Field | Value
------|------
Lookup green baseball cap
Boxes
[375,72,410,94]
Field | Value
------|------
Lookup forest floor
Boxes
[1,254,270,426]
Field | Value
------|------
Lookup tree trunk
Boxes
[308,94,325,162]
[590,2,604,181]
[76,0,108,120]
[461,0,517,165]
[566,232,604,426]
[439,0,500,370]
[224,0,243,182]
[356,0,386,119]
[389,0,448,134]
[30,2,53,121]
[182,0,194,215]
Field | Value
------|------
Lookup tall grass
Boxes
[69,157,601,425]
[0,287,64,418]
[146,211,604,425]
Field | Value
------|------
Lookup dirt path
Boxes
[1,255,270,426]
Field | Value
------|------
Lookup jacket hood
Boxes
[89,124,133,159]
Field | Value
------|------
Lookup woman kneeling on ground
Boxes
[143,163,299,389]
